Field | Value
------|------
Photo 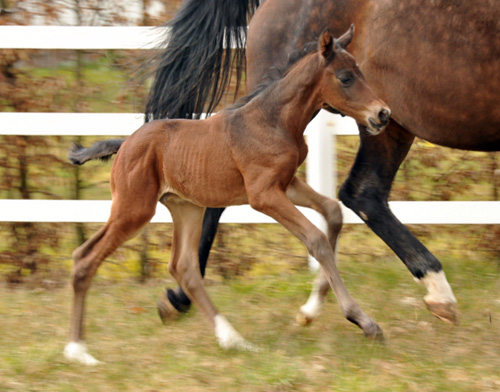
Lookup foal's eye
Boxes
[336,71,355,87]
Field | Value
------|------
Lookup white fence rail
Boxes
[1,26,499,225]
[0,26,162,49]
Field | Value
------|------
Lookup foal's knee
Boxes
[324,199,343,234]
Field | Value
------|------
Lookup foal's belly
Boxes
[162,135,249,208]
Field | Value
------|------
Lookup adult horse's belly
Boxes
[247,0,500,151]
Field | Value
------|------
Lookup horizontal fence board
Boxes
[1,200,499,225]
[0,26,163,50]
[0,113,145,136]
[0,26,247,50]
[0,112,359,136]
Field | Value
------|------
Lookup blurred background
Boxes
[1,2,500,392]
[0,0,499,286]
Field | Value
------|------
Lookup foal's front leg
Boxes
[248,181,382,338]
[162,198,257,351]
[286,177,337,325]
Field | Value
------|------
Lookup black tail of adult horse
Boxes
[147,0,259,317]
[145,0,260,121]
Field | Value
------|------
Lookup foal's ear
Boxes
[319,28,335,60]
[335,24,355,50]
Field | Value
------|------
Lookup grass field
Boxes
[1,225,499,392]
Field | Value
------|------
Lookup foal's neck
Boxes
[257,54,324,138]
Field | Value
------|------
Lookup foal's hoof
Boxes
[64,342,100,366]
[363,321,384,342]
[296,310,314,326]
[157,290,181,323]
[424,300,460,326]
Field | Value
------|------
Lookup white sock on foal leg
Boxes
[64,342,101,366]
[214,315,258,351]
[297,289,323,325]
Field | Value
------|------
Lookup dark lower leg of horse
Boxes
[250,188,382,339]
[159,207,225,319]
[341,188,458,325]
[339,125,457,325]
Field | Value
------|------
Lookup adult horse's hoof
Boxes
[424,300,460,326]
[157,290,181,323]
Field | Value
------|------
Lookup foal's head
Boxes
[317,26,391,135]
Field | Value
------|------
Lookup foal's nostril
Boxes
[378,108,390,124]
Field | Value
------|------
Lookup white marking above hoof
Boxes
[64,342,101,366]
[418,270,459,325]
[297,293,323,326]
[214,315,258,352]
[418,270,457,305]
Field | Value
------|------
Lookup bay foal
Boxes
[64,28,390,365]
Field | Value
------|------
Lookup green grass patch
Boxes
[1,243,499,391]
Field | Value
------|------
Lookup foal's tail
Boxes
[145,0,260,121]
[67,139,125,165]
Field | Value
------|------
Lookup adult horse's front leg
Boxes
[248,184,382,338]
[339,123,458,325]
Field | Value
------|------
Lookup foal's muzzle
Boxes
[368,107,391,134]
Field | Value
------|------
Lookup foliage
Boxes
[0,1,499,285]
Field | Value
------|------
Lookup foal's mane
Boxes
[227,41,318,110]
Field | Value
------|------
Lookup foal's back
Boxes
[111,116,249,208]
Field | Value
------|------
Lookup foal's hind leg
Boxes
[248,179,382,339]
[162,197,256,351]
[64,199,156,365]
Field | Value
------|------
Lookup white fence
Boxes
[1,26,499,225]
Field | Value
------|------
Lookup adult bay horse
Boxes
[64,28,391,365]
[149,0,500,326]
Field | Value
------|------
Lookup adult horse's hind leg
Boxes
[157,207,225,321]
[64,198,156,365]
[248,179,383,339]
[162,197,256,351]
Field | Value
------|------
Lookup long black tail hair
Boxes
[145,0,260,121]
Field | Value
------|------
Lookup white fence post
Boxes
[305,110,337,271]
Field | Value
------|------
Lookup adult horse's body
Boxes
[247,0,500,325]
[64,29,390,365]
[150,0,500,325]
